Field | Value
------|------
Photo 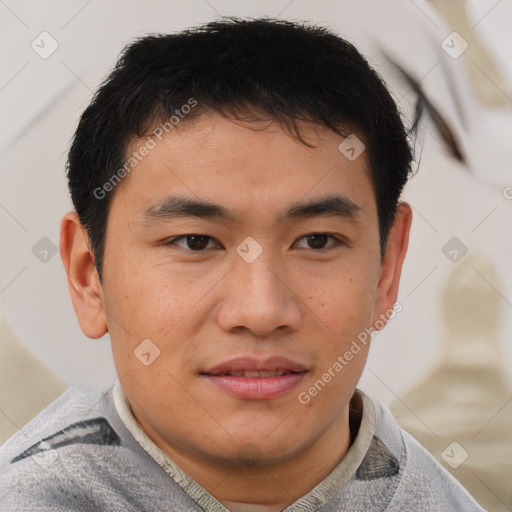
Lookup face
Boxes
[62,111,410,474]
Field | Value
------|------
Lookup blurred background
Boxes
[1,1,511,510]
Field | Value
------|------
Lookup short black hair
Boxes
[67,17,413,282]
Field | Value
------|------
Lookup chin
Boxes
[203,430,309,468]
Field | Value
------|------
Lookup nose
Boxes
[216,251,303,337]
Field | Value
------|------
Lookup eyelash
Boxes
[162,233,345,253]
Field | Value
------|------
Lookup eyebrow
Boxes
[143,194,361,224]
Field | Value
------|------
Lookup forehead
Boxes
[112,112,376,224]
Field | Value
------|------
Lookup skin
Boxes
[60,111,412,511]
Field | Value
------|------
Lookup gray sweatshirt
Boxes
[0,384,486,511]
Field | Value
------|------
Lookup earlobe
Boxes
[59,211,108,339]
[373,202,413,327]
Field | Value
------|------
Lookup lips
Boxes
[203,356,307,376]
[210,369,297,377]
[202,356,308,400]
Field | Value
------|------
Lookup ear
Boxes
[59,211,108,339]
[372,202,412,327]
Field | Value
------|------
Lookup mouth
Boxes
[201,356,308,400]
[206,369,303,377]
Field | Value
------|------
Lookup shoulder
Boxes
[368,395,486,511]
[0,386,193,511]
[0,386,111,464]
[1,387,117,464]
[1,387,116,509]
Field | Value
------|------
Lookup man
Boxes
[0,18,486,511]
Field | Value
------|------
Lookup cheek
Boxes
[103,259,217,374]
[105,256,195,329]
[307,262,378,338]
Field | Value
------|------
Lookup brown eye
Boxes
[293,234,340,251]
[167,234,218,251]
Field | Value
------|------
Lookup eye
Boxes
[163,233,343,252]
[293,234,342,251]
[166,234,220,251]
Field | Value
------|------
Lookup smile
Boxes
[202,356,309,400]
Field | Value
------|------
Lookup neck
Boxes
[133,406,352,511]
